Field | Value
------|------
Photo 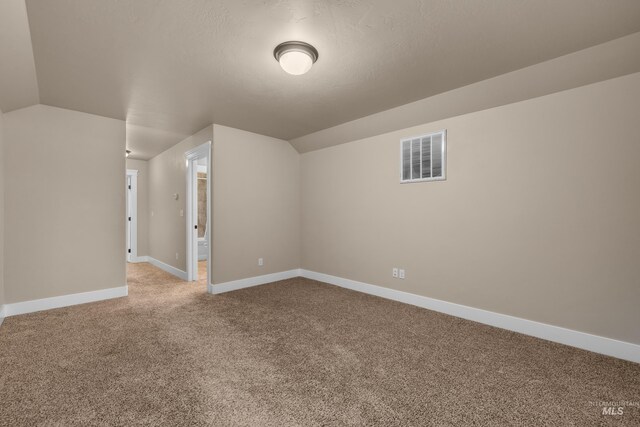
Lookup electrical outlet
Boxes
[258,258,264,266]
[392,268,398,278]
[180,209,184,217]
[399,269,405,279]
[176,252,179,260]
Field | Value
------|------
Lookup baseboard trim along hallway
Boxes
[299,270,640,364]
[2,286,129,318]
[146,257,188,281]
[208,269,300,294]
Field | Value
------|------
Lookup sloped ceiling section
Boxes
[3,1,640,158]
[0,0,39,112]
[290,32,640,152]
[23,0,640,153]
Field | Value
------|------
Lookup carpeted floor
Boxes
[0,263,638,426]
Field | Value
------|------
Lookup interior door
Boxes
[126,175,132,262]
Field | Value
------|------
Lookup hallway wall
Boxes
[145,124,300,285]
[147,126,213,271]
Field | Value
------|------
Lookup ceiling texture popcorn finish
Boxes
[1,1,640,157]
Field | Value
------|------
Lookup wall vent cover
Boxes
[401,130,446,183]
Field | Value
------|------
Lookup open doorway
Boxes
[196,158,208,280]
[185,142,211,288]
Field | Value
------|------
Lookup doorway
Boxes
[126,169,138,262]
[185,142,211,288]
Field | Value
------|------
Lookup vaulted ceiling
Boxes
[2,0,640,159]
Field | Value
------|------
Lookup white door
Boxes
[126,175,132,262]
[126,170,138,262]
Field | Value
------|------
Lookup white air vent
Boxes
[401,130,446,183]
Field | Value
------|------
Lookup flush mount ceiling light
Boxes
[274,41,318,76]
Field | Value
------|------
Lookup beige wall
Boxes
[4,105,125,303]
[0,108,5,308]
[211,125,300,284]
[126,159,149,257]
[148,126,213,271]
[146,124,301,284]
[301,73,640,345]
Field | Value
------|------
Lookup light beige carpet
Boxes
[0,262,638,426]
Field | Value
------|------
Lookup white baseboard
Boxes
[129,255,149,263]
[0,305,5,326]
[300,270,640,364]
[3,286,128,318]
[146,257,188,281]
[208,269,301,294]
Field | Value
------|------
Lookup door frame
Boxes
[126,169,139,262]
[185,141,212,287]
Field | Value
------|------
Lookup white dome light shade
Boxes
[274,41,318,76]
[279,51,313,75]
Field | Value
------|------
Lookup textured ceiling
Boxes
[5,1,640,158]
[291,32,640,152]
